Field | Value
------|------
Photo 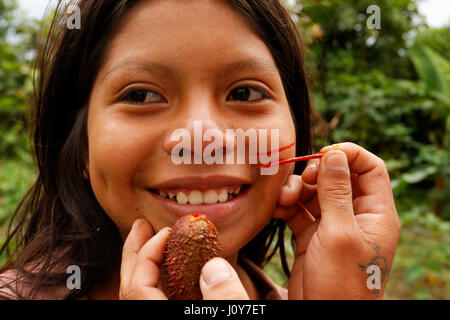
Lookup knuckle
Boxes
[322,181,352,200]
[372,156,389,177]
[343,141,357,149]
[326,225,361,249]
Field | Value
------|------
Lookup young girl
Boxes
[0,0,400,300]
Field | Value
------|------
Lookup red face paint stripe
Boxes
[253,142,295,156]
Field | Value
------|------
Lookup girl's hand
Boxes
[274,142,401,299]
[119,219,249,300]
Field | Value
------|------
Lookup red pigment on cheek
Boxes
[258,142,295,156]
[250,142,296,167]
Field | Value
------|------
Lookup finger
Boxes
[120,219,154,289]
[200,257,249,300]
[278,175,317,207]
[303,195,321,218]
[278,175,302,206]
[275,189,320,236]
[351,172,363,199]
[284,204,317,236]
[301,158,320,185]
[294,218,320,256]
[320,143,393,203]
[273,203,309,236]
[128,227,171,299]
[317,150,356,226]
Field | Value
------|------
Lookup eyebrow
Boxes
[101,56,278,82]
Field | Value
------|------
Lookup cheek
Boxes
[217,120,295,257]
[86,110,159,233]
[218,163,292,258]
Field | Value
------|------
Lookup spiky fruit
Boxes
[162,213,220,300]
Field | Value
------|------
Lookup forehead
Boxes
[100,0,279,78]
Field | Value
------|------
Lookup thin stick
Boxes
[297,202,316,223]
[259,153,323,168]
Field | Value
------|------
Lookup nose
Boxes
[163,118,236,165]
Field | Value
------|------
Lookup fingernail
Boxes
[201,258,231,286]
[307,160,319,170]
[282,182,292,190]
[132,219,142,230]
[320,144,340,153]
[326,153,348,172]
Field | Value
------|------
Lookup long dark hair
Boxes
[0,0,311,299]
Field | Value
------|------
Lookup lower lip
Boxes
[148,186,250,224]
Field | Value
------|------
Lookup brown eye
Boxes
[119,89,166,104]
[227,86,270,102]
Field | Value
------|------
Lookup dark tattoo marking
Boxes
[358,243,389,296]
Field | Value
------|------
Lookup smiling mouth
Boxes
[148,184,250,205]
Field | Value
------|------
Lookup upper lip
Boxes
[149,175,252,191]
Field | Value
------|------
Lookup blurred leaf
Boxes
[402,166,437,184]
[409,42,450,106]
[405,264,426,283]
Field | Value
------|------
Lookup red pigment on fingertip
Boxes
[191,213,201,218]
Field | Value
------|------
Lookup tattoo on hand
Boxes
[358,243,389,296]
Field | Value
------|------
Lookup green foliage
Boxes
[384,202,450,299]
[286,0,450,221]
[0,0,38,228]
[415,27,450,61]
[279,0,450,299]
[410,42,450,105]
[0,0,448,299]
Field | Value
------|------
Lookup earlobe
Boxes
[83,164,90,180]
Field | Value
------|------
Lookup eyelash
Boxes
[118,86,271,104]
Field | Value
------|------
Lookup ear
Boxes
[83,164,90,180]
[82,142,90,180]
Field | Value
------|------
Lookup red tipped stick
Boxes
[259,153,323,168]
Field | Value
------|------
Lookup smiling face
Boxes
[87,0,296,258]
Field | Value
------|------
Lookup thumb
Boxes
[200,258,249,300]
[317,150,355,226]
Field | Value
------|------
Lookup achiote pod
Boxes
[162,213,220,300]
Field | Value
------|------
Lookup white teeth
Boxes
[188,190,203,205]
[176,192,188,204]
[159,190,167,197]
[204,190,218,204]
[159,186,244,204]
[218,190,228,203]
